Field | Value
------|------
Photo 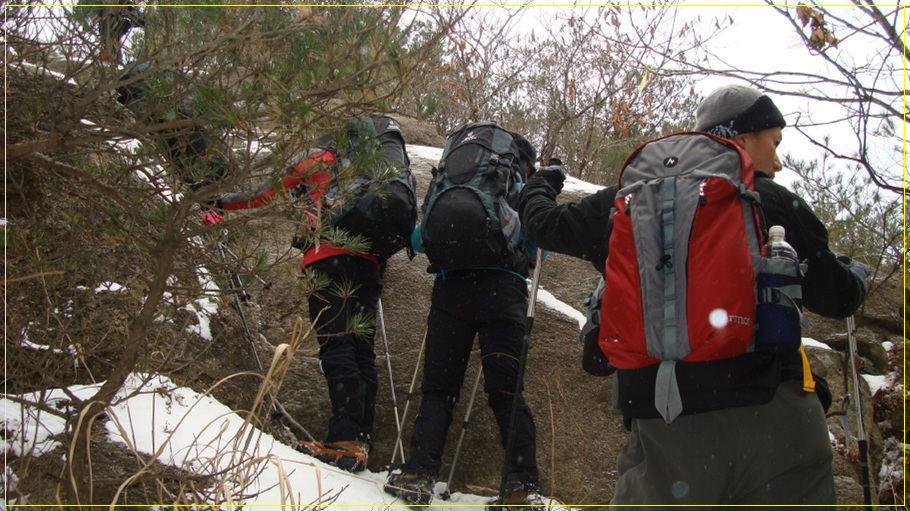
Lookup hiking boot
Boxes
[485,491,548,511]
[383,471,435,506]
[486,481,546,511]
[295,440,369,473]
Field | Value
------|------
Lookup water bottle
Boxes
[755,225,804,352]
[761,225,797,260]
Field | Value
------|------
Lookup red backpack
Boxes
[599,132,766,422]
[218,116,417,261]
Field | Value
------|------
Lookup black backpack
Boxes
[329,116,417,261]
[419,122,536,272]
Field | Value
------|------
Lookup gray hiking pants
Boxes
[610,380,836,509]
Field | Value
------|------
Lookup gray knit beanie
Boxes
[695,84,786,138]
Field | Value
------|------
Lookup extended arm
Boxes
[518,169,617,273]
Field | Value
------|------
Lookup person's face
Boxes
[734,126,783,179]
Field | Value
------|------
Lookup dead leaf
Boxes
[796,5,811,27]
[810,27,826,50]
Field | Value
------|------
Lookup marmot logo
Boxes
[728,315,751,326]
[663,156,679,167]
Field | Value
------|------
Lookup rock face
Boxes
[241,117,897,506]
[390,114,446,148]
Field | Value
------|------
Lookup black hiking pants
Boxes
[403,269,539,489]
[307,255,382,446]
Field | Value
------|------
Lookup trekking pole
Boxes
[218,242,259,361]
[441,365,483,500]
[846,315,873,509]
[222,244,271,290]
[390,330,427,467]
[216,241,278,420]
[497,248,544,504]
[205,217,315,440]
[377,298,406,464]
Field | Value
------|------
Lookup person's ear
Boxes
[732,133,749,149]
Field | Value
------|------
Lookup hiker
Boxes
[116,62,233,209]
[518,84,869,507]
[218,116,416,472]
[384,122,547,510]
[78,0,144,63]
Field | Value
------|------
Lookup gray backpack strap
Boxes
[659,176,678,347]
[656,176,683,424]
[655,360,683,423]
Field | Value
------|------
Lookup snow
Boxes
[537,287,586,330]
[562,176,604,195]
[19,338,72,356]
[862,374,892,397]
[95,281,126,293]
[180,266,221,341]
[10,58,77,85]
[0,374,503,508]
[801,337,833,350]
[408,144,443,162]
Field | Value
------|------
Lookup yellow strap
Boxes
[799,343,816,392]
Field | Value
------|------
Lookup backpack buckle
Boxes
[759,287,782,304]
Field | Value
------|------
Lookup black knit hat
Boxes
[695,85,786,138]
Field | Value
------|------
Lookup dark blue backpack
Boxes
[420,122,536,272]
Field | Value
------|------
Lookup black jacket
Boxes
[519,182,616,275]
[518,170,866,418]
[753,172,866,317]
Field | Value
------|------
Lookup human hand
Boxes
[839,256,871,292]
[530,165,567,194]
[849,263,871,290]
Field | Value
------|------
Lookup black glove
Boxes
[837,255,871,293]
[530,165,567,194]
[849,263,871,293]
